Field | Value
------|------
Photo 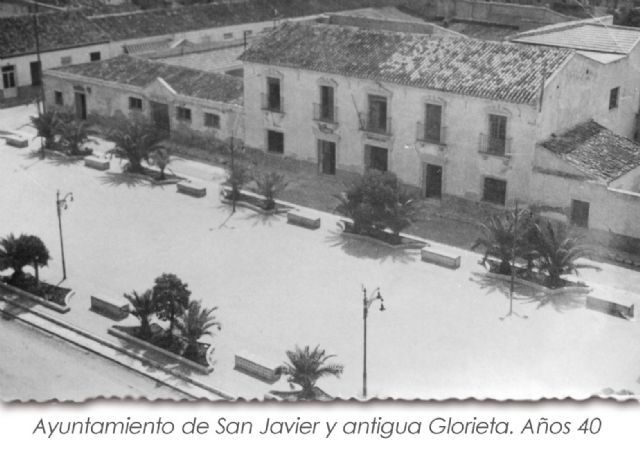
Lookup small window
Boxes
[2,65,16,89]
[365,145,388,172]
[60,56,72,65]
[90,51,101,62]
[223,32,233,39]
[129,96,143,110]
[176,107,192,122]
[265,77,282,112]
[482,177,507,206]
[204,112,220,129]
[54,91,64,106]
[609,87,619,110]
[267,130,284,154]
[570,199,590,228]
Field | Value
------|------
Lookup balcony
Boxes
[261,93,284,114]
[416,122,447,146]
[313,103,338,124]
[358,113,392,136]
[479,133,512,157]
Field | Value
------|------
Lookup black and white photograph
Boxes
[2,0,640,414]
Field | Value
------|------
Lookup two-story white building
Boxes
[240,21,640,241]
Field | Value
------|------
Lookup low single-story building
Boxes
[42,54,244,143]
[532,120,640,244]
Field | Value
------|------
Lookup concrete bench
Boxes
[1,130,29,148]
[234,352,281,382]
[587,294,635,320]
[90,295,130,320]
[177,181,206,198]
[84,156,110,171]
[421,245,461,269]
[287,208,321,229]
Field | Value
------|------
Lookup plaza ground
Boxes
[0,316,188,401]
[2,105,640,400]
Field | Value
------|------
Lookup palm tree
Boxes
[255,172,288,210]
[472,210,533,275]
[30,110,61,149]
[124,289,157,341]
[57,120,96,156]
[531,221,595,288]
[281,345,344,400]
[148,145,174,180]
[175,300,221,360]
[106,115,162,174]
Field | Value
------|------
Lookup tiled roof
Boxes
[241,22,573,105]
[46,54,243,105]
[511,23,640,54]
[0,11,110,58]
[542,121,640,182]
[89,0,404,41]
[38,0,140,15]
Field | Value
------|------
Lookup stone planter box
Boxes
[421,245,461,269]
[338,220,427,250]
[177,181,206,197]
[90,295,129,320]
[108,326,214,374]
[219,186,291,215]
[287,208,321,229]
[485,271,591,296]
[587,294,635,320]
[84,156,110,171]
[0,281,70,313]
[234,352,281,382]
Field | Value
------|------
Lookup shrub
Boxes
[124,289,157,341]
[148,145,175,180]
[226,162,252,200]
[281,345,343,401]
[335,170,418,237]
[255,172,288,210]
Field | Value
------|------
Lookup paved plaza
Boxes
[2,105,640,400]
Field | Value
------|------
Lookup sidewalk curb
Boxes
[0,295,234,400]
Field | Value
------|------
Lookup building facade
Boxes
[241,21,640,240]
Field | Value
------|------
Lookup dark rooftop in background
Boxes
[542,121,640,182]
[0,10,110,58]
[89,0,404,41]
[45,54,243,105]
[241,21,573,105]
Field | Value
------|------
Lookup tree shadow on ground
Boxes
[468,271,586,314]
[324,229,418,264]
[98,171,150,188]
[240,210,285,228]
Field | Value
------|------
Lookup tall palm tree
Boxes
[0,233,50,285]
[124,289,157,340]
[282,345,344,400]
[531,221,595,288]
[106,115,162,174]
[30,110,61,149]
[176,300,221,360]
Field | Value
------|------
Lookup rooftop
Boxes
[45,54,243,105]
[511,22,640,54]
[241,22,573,105]
[89,0,404,41]
[542,121,640,182]
[0,10,110,58]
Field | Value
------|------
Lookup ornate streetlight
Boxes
[362,285,385,399]
[56,190,73,281]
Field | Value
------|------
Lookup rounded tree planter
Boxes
[337,220,428,250]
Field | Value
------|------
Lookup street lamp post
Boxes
[362,285,385,399]
[56,190,73,281]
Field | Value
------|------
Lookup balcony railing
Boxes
[416,122,447,145]
[479,133,512,157]
[358,113,392,136]
[261,93,284,113]
[313,103,338,123]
